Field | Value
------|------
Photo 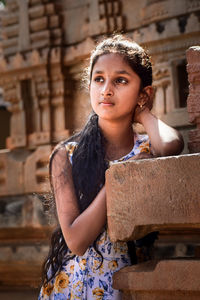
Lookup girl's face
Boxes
[90,53,141,123]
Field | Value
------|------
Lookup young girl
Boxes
[39,35,183,300]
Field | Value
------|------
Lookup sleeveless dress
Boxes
[39,134,150,300]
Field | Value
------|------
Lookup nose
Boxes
[101,81,114,97]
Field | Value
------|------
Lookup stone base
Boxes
[0,290,39,300]
[122,291,200,300]
[113,260,200,300]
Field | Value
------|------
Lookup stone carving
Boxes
[0,149,24,196]
[89,0,124,35]
[24,145,51,194]
[16,0,30,51]
[186,46,200,153]
[178,14,189,33]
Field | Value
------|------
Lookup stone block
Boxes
[24,145,51,194]
[0,225,51,290]
[113,260,200,300]
[106,153,200,241]
[186,46,200,153]
[0,261,42,289]
[0,149,24,196]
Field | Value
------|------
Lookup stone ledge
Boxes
[113,260,200,299]
[0,226,52,246]
[106,153,200,241]
[0,261,41,289]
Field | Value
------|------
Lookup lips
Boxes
[100,100,114,106]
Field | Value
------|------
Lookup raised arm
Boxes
[51,146,107,256]
[134,86,184,156]
[137,109,184,156]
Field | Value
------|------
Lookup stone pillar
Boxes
[186,46,200,153]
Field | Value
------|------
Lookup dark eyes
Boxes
[94,76,104,83]
[115,77,128,84]
[94,76,128,84]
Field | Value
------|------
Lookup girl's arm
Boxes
[135,107,184,156]
[51,146,107,256]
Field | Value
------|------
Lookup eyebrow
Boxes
[94,70,132,76]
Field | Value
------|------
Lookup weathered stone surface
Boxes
[24,145,51,194]
[0,291,38,300]
[106,153,200,242]
[0,261,42,289]
[0,226,51,245]
[0,225,52,290]
[113,260,200,300]
[186,46,200,153]
[0,150,24,196]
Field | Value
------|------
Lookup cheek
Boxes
[90,85,99,102]
[89,88,97,110]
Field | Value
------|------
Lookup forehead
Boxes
[92,53,133,73]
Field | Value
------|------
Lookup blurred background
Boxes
[0,0,199,299]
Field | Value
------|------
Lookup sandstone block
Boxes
[113,260,200,300]
[106,153,200,241]
[24,145,51,194]
[186,46,200,153]
[0,150,24,196]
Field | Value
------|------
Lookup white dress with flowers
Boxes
[39,134,150,300]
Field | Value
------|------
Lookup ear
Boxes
[138,86,154,110]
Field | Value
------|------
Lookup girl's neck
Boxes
[98,118,136,161]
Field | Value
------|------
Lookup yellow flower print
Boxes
[93,258,100,270]
[73,280,83,292]
[92,287,104,300]
[42,283,54,296]
[108,260,118,271]
[79,258,87,270]
[96,234,106,246]
[113,241,128,254]
[92,259,104,275]
[70,290,81,300]
[70,264,74,273]
[55,272,69,292]
[98,263,104,275]
[139,141,150,153]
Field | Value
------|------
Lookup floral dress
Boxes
[39,134,150,300]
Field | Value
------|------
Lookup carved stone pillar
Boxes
[89,0,124,35]
[152,66,171,118]
[186,46,200,153]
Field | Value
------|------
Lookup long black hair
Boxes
[42,35,153,286]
